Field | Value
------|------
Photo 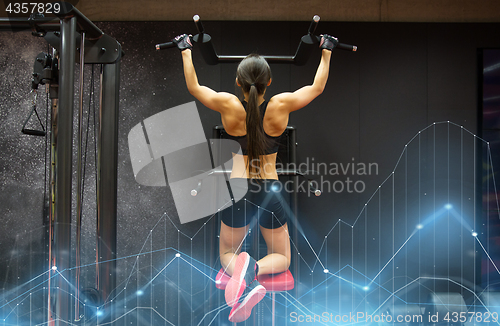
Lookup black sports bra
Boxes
[222,101,283,155]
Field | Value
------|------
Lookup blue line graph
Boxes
[1,121,500,325]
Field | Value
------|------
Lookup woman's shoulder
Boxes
[264,96,291,132]
[267,93,292,111]
[217,92,241,108]
[219,94,246,121]
[211,93,245,116]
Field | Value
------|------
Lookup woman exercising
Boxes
[173,33,337,322]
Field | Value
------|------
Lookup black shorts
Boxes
[219,178,287,229]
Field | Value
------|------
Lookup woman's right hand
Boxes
[319,34,338,51]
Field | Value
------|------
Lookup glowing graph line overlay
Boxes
[1,121,500,325]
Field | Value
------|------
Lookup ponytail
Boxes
[246,84,267,178]
[236,54,272,178]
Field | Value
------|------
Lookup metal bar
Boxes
[293,34,317,66]
[192,15,313,66]
[308,15,320,35]
[193,14,204,34]
[206,168,306,176]
[54,2,103,40]
[96,53,121,321]
[289,127,299,300]
[210,127,223,324]
[218,55,295,63]
[74,31,85,322]
[0,4,103,39]
[272,292,276,326]
[53,15,76,325]
[0,17,60,31]
[47,46,59,326]
[193,33,219,65]
[47,96,58,326]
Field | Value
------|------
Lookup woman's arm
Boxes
[180,47,238,113]
[270,35,336,112]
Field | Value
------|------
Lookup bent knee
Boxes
[284,256,291,270]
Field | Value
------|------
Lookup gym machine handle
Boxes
[277,169,322,196]
[155,15,202,51]
[193,14,204,34]
[318,35,357,52]
[309,15,357,52]
[22,128,46,136]
[155,41,176,50]
[337,43,357,52]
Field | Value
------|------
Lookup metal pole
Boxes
[217,55,295,63]
[97,53,121,321]
[53,15,76,325]
[47,96,58,326]
[289,127,299,299]
[75,31,85,322]
[47,46,59,326]
[0,17,59,31]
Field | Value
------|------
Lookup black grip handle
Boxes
[337,42,357,52]
[308,15,320,35]
[155,41,176,51]
[22,128,46,136]
[308,181,322,197]
[193,14,204,34]
[315,35,357,52]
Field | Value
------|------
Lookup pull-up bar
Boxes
[156,15,357,65]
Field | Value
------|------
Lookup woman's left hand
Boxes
[172,34,193,51]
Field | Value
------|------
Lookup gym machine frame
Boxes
[1,2,122,324]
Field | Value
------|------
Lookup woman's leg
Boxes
[257,222,291,275]
[219,220,250,276]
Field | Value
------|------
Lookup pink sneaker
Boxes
[228,281,266,323]
[225,252,257,307]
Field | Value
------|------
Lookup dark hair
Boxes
[236,54,272,178]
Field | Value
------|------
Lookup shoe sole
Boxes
[228,284,266,323]
[225,252,250,307]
